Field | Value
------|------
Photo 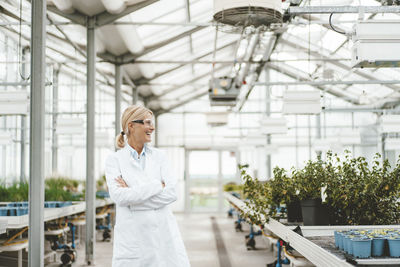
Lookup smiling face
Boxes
[128,113,155,145]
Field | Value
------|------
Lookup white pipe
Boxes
[147,100,161,110]
[100,0,127,14]
[138,63,155,79]
[52,0,75,14]
[137,85,153,97]
[116,17,144,54]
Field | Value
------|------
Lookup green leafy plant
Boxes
[45,177,83,201]
[238,164,272,225]
[295,157,326,201]
[0,182,29,201]
[240,150,400,226]
[269,167,299,207]
[320,150,399,225]
[223,183,244,198]
[97,175,107,191]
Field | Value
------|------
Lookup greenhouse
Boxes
[0,0,400,266]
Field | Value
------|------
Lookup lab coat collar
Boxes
[119,144,154,177]
[126,143,147,159]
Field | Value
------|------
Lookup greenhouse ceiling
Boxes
[1,0,400,114]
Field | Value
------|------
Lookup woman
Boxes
[105,105,190,267]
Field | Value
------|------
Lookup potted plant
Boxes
[269,167,302,222]
[325,151,400,225]
[295,157,329,225]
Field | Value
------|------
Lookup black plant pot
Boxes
[300,199,329,226]
[287,201,303,223]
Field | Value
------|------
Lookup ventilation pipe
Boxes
[101,0,127,14]
[52,0,74,13]
[116,17,144,54]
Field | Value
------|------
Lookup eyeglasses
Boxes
[132,119,154,127]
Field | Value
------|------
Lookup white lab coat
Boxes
[105,145,190,267]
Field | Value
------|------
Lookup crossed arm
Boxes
[105,152,178,210]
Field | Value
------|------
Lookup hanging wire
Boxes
[329,13,346,35]
[308,11,311,76]
[18,0,30,81]
[211,25,219,81]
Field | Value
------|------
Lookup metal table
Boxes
[224,192,400,267]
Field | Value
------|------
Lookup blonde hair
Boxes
[115,105,153,149]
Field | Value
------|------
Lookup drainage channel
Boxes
[210,216,232,267]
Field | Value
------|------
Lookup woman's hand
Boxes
[115,176,128,188]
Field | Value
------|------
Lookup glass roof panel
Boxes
[190,0,213,22]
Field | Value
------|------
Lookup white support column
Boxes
[308,115,312,160]
[52,67,59,173]
[234,150,240,184]
[295,115,299,168]
[382,133,386,161]
[351,112,355,154]
[184,149,190,213]
[316,114,322,158]
[132,87,138,104]
[85,16,96,265]
[20,46,29,183]
[217,150,223,213]
[265,69,271,179]
[115,64,122,147]
[28,0,46,266]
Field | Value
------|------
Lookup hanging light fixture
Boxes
[260,117,287,134]
[282,90,321,114]
[0,132,12,145]
[56,117,84,135]
[206,112,229,127]
[0,91,29,115]
[380,115,400,133]
[385,138,400,150]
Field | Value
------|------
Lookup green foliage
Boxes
[270,167,299,206]
[240,150,400,226]
[295,157,326,201]
[238,164,272,225]
[325,151,400,225]
[45,176,83,201]
[223,183,243,192]
[97,175,107,191]
[0,177,84,202]
[0,182,29,201]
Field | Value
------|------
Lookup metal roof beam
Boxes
[237,34,278,111]
[160,90,208,114]
[183,0,193,53]
[47,6,86,25]
[280,37,400,93]
[148,64,227,101]
[97,51,117,63]
[156,66,233,113]
[117,26,207,64]
[127,58,349,64]
[134,40,237,84]
[288,5,400,14]
[267,62,360,104]
[255,80,400,86]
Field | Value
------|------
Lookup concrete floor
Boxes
[47,213,279,267]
